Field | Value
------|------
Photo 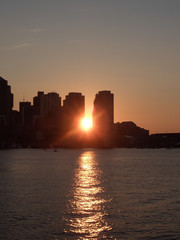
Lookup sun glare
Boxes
[81,118,92,131]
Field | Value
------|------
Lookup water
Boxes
[0,149,180,240]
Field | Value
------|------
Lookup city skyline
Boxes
[1,0,180,133]
[0,76,151,148]
[1,75,180,149]
[1,74,180,134]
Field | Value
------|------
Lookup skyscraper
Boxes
[63,92,85,133]
[93,90,114,146]
[19,101,32,127]
[33,91,61,119]
[0,77,13,128]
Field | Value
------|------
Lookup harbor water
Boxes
[0,149,180,239]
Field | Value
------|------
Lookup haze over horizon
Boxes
[0,0,180,134]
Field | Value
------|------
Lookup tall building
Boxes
[0,76,13,127]
[33,91,61,119]
[33,91,44,117]
[93,90,114,130]
[63,92,85,132]
[45,92,61,118]
[32,91,62,146]
[93,90,114,146]
[19,101,33,127]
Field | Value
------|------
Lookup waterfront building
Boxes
[92,90,114,146]
[32,91,62,146]
[19,101,33,128]
[33,91,61,119]
[114,121,149,147]
[0,76,13,128]
[63,92,85,132]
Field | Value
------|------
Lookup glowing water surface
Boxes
[0,149,180,240]
[65,151,112,239]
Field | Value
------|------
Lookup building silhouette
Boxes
[92,90,114,146]
[0,77,13,128]
[33,91,61,119]
[33,91,44,117]
[62,92,85,147]
[32,91,62,146]
[150,133,180,148]
[114,121,149,147]
[63,92,85,131]
[19,101,33,128]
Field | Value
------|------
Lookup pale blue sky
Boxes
[0,0,180,133]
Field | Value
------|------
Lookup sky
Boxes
[0,0,180,133]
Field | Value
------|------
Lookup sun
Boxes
[81,118,92,131]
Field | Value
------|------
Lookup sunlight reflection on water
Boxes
[65,151,112,239]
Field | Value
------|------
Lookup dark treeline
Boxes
[0,76,180,149]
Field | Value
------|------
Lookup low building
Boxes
[114,121,149,147]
